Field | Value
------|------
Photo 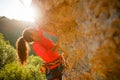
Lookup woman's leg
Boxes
[46,64,63,80]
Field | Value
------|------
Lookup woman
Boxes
[16,28,64,80]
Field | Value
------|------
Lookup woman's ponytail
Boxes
[16,37,29,66]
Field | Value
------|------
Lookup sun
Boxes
[16,0,35,22]
[17,0,35,22]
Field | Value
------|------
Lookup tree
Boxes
[0,33,16,69]
[0,56,46,80]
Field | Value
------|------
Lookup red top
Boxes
[32,28,61,69]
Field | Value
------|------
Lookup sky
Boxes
[0,0,35,22]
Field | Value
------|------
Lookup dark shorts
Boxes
[46,64,64,80]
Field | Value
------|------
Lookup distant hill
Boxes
[0,16,35,47]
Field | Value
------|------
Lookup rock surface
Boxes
[32,0,120,80]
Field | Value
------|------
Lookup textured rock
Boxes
[32,0,120,80]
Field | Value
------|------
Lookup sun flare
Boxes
[17,7,35,22]
[18,0,35,22]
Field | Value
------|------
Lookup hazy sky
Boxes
[0,0,34,22]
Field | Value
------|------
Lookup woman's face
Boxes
[30,29,41,42]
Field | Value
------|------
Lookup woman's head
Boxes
[23,28,41,42]
[16,28,40,66]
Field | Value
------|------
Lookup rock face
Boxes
[32,0,120,80]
